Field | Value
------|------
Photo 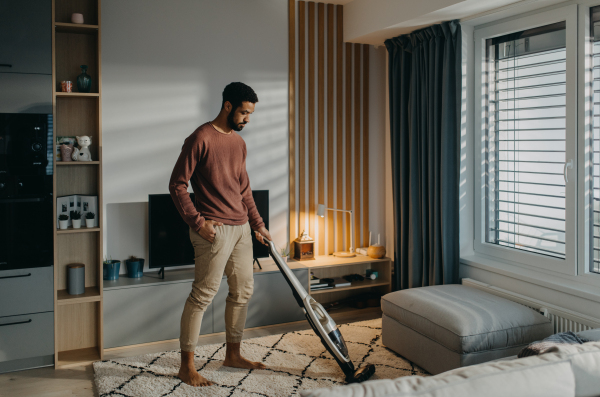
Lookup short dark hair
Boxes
[221,82,258,111]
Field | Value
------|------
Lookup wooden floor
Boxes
[0,308,381,397]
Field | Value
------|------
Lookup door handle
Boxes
[0,273,32,280]
[0,64,12,68]
[0,319,31,327]
[564,159,573,184]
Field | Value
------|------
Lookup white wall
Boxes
[101,0,288,272]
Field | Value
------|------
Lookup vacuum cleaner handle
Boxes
[260,236,309,302]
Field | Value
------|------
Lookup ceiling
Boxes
[342,0,560,45]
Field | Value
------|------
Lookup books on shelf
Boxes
[332,277,351,288]
[310,277,352,291]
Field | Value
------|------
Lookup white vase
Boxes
[85,218,95,228]
[72,219,81,229]
[59,220,68,229]
[282,256,288,263]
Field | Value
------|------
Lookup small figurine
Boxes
[297,229,313,242]
[72,136,93,161]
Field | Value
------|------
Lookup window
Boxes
[474,6,578,275]
[484,23,567,259]
[591,6,600,274]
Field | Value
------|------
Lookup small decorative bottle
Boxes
[77,65,92,93]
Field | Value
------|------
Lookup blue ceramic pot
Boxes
[103,260,121,280]
[126,258,144,278]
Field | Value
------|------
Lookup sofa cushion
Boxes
[576,328,600,342]
[381,285,553,354]
[299,359,575,397]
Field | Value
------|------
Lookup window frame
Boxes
[473,5,579,275]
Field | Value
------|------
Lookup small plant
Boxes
[70,210,81,220]
[86,212,95,219]
[103,254,113,265]
[128,255,142,261]
[280,242,290,257]
[58,214,69,221]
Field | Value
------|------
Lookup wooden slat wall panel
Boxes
[335,5,343,253]
[308,2,315,246]
[344,42,352,252]
[326,4,334,255]
[298,1,306,248]
[362,44,369,248]
[291,1,369,255]
[288,0,296,254]
[317,3,325,256]
[354,43,361,251]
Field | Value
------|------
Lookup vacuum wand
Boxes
[261,235,376,383]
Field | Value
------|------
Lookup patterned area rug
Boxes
[93,318,428,397]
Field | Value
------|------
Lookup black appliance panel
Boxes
[0,113,53,271]
[0,194,54,271]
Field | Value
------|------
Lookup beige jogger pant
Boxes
[180,221,254,352]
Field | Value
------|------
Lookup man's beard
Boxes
[227,111,246,132]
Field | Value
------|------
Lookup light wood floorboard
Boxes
[0,309,381,397]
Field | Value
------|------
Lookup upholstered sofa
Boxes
[301,329,600,397]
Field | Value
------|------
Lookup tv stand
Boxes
[157,267,165,279]
[102,262,307,349]
[253,258,262,269]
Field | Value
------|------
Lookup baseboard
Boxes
[0,354,54,374]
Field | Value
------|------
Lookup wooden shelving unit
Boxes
[56,226,101,234]
[289,255,392,310]
[52,0,103,369]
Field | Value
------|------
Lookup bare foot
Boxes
[177,366,213,387]
[178,351,213,387]
[223,355,266,370]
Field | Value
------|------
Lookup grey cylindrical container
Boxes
[67,263,85,295]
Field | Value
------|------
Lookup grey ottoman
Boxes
[381,284,553,375]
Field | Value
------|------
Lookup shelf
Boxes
[310,279,390,295]
[57,226,100,234]
[57,161,100,165]
[290,254,390,269]
[55,92,99,97]
[55,22,98,34]
[57,286,101,305]
[56,347,100,368]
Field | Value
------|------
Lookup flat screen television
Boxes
[149,191,269,273]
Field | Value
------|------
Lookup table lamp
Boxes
[317,203,356,257]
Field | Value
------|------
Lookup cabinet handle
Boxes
[0,64,12,68]
[0,319,32,327]
[0,273,32,280]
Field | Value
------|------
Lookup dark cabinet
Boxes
[0,73,52,113]
[0,0,52,75]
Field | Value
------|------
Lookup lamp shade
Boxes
[317,204,325,217]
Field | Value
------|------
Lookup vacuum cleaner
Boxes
[262,236,376,383]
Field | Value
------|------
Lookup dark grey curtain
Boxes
[384,20,461,290]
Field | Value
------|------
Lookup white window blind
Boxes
[485,22,567,259]
[591,7,600,274]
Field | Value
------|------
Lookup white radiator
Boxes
[461,278,600,334]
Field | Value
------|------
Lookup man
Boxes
[168,82,272,387]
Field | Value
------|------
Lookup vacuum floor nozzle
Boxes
[347,364,376,383]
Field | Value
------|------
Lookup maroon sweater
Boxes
[168,122,265,233]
